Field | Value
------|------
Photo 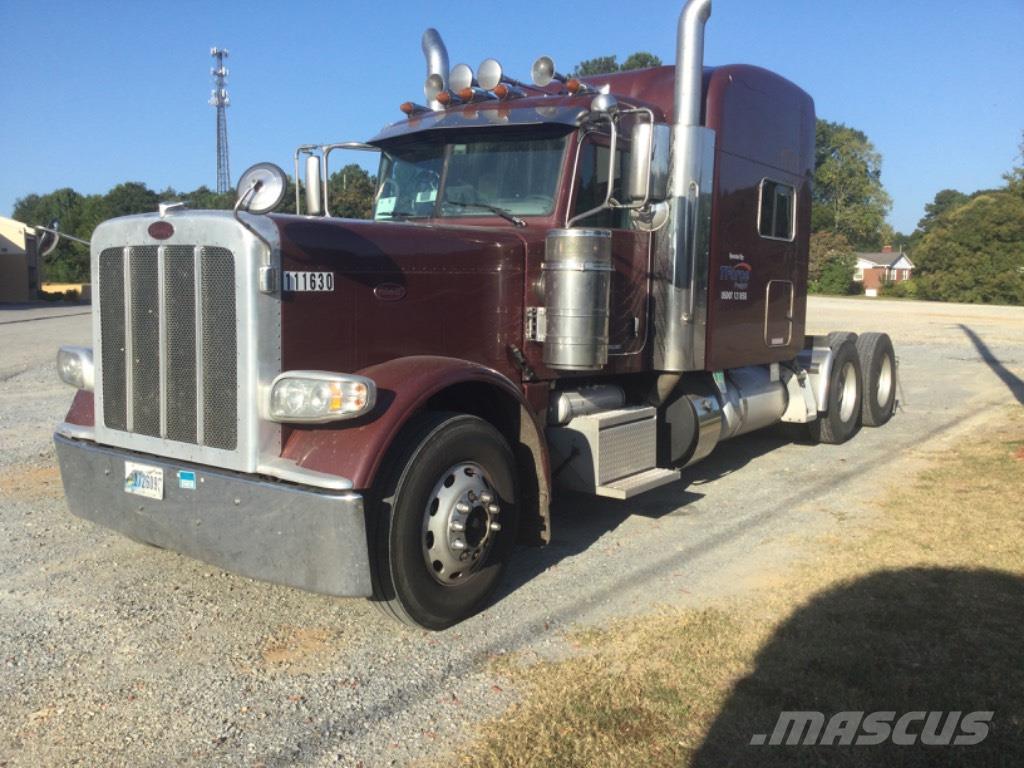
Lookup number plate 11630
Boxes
[283,271,334,292]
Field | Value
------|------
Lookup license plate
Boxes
[124,461,164,500]
[283,271,334,292]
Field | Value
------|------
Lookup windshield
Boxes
[373,128,569,222]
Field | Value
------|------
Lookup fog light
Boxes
[268,371,376,423]
[56,346,94,391]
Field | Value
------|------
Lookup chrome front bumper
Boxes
[53,433,373,597]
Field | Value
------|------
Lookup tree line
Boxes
[809,129,1024,304]
[12,165,376,282]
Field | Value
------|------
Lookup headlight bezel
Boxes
[266,371,376,424]
[56,346,95,391]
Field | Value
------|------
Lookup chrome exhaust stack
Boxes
[650,0,716,378]
[421,28,450,111]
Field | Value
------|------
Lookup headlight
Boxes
[56,346,94,391]
[267,371,376,423]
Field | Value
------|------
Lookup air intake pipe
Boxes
[651,0,716,403]
[421,28,450,111]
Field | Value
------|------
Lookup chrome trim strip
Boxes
[56,421,96,441]
[157,245,168,437]
[193,245,205,446]
[259,457,355,491]
[123,246,134,431]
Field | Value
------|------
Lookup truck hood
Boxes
[270,216,529,378]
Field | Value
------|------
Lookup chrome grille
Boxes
[200,247,237,450]
[99,249,127,431]
[98,245,237,450]
[164,246,198,443]
[129,247,161,437]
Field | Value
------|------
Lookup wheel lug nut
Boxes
[487,503,499,515]
[450,521,465,531]
[451,539,466,550]
[455,501,470,514]
[489,522,502,532]
[480,492,493,504]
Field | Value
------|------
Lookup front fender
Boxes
[280,356,551,539]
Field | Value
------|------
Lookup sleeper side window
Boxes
[758,179,796,241]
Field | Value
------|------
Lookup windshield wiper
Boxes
[443,199,526,228]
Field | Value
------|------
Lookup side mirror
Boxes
[38,220,60,257]
[624,123,670,204]
[235,162,288,214]
[304,154,324,216]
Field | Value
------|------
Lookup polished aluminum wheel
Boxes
[422,462,501,586]
[876,354,893,409]
[838,361,858,423]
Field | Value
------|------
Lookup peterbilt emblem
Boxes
[374,283,406,301]
[148,221,174,240]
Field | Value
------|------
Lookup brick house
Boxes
[854,246,914,296]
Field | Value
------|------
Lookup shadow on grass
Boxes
[692,567,1024,767]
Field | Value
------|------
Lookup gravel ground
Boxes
[0,297,1022,767]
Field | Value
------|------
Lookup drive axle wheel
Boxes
[809,337,863,445]
[855,332,897,426]
[370,412,519,630]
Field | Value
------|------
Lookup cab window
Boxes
[571,132,630,229]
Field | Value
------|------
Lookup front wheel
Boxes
[369,412,519,630]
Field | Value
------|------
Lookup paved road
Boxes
[1,297,1022,766]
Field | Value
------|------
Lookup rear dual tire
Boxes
[810,337,863,445]
[856,332,897,427]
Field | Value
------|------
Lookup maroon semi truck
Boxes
[53,0,897,629]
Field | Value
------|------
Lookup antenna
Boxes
[209,47,231,194]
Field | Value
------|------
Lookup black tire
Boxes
[828,331,858,348]
[368,412,519,630]
[808,337,863,445]
[856,332,897,426]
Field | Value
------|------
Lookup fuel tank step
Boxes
[596,467,680,500]
[547,405,677,499]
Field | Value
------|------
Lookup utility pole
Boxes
[210,47,231,194]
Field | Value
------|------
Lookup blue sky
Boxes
[1,0,1022,234]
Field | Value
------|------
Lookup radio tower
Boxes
[209,47,231,193]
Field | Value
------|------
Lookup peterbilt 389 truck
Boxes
[53,0,897,629]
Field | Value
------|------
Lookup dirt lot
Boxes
[0,297,1022,766]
